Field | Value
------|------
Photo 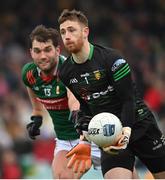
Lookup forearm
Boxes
[67,88,80,111]
[114,74,135,128]
[31,108,44,116]
[121,100,135,127]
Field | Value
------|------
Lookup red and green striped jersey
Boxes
[22,56,79,140]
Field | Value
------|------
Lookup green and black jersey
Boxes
[59,44,152,134]
[22,56,79,140]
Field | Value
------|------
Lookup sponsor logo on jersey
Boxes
[82,85,114,101]
[70,78,78,84]
[111,59,126,72]
[93,70,101,80]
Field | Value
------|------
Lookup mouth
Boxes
[66,41,74,46]
[39,61,50,67]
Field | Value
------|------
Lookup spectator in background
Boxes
[1,148,22,179]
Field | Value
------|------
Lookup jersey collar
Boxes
[71,43,94,64]
[88,43,94,60]
[38,57,60,83]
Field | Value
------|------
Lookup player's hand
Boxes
[103,127,131,154]
[69,110,92,135]
[26,116,43,140]
[66,141,92,173]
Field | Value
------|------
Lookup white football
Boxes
[88,112,123,148]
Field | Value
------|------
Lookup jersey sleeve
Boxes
[59,58,71,89]
[21,63,36,87]
[106,50,135,128]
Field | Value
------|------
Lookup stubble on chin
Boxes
[65,45,82,54]
[40,61,56,75]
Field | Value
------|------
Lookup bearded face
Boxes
[60,20,88,54]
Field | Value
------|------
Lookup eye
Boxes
[44,47,52,52]
[33,48,40,54]
[69,27,76,33]
[60,30,66,35]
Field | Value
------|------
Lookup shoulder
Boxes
[59,55,67,63]
[21,62,37,87]
[93,44,130,76]
[59,56,71,73]
[93,44,124,69]
[22,62,36,73]
[59,56,72,84]
[94,44,122,59]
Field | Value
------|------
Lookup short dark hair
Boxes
[58,9,88,26]
[29,25,60,48]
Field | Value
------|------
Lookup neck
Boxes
[72,42,90,64]
[42,67,54,76]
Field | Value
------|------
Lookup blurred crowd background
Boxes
[0,0,164,178]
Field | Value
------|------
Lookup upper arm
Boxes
[27,87,45,116]
[110,56,135,127]
[112,59,133,99]
[105,50,133,101]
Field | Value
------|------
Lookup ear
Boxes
[83,27,89,39]
[30,48,33,57]
[55,46,61,55]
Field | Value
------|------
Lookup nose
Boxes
[40,51,47,59]
[65,31,71,40]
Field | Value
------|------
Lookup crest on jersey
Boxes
[94,70,101,80]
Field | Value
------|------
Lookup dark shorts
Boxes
[101,148,135,176]
[101,116,165,175]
